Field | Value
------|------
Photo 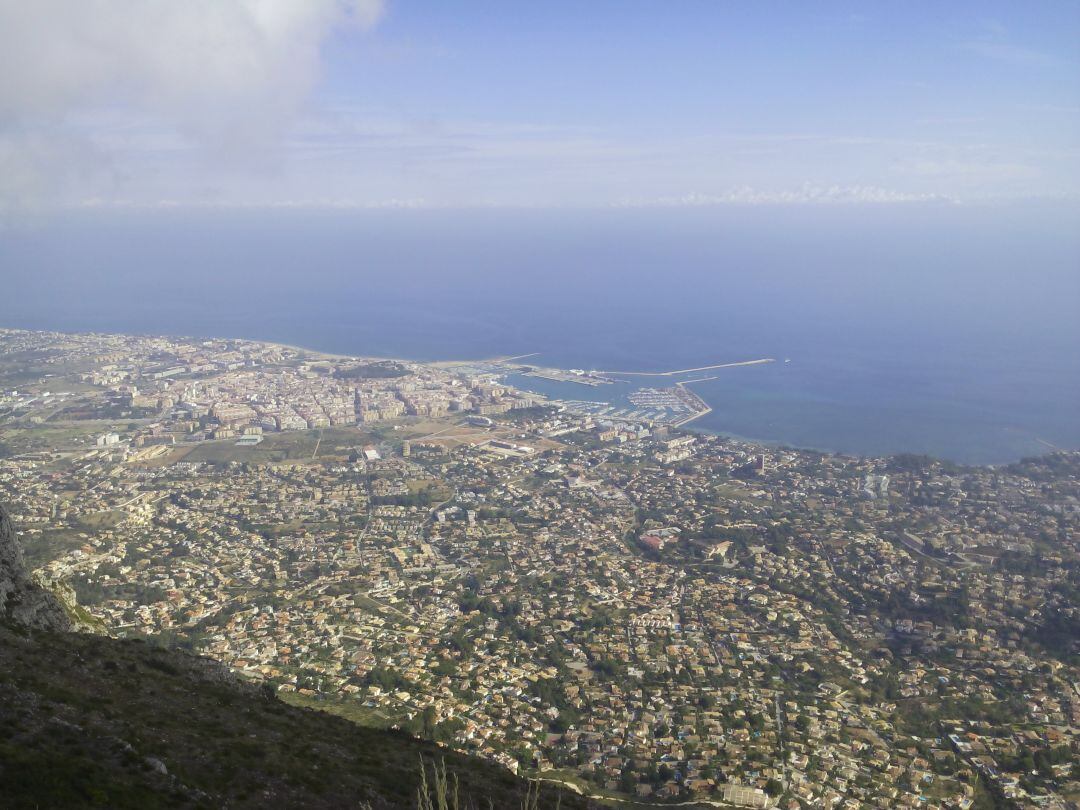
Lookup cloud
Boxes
[1,5,1073,211]
[615,186,953,208]
[0,0,383,207]
[74,196,431,211]
[901,159,1038,182]
[961,40,1060,67]
[958,21,1063,68]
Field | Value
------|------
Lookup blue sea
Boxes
[2,204,1078,464]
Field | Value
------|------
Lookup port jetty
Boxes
[513,357,775,387]
[599,358,775,376]
[671,379,713,427]
[516,367,616,387]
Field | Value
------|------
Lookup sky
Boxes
[0,0,1078,210]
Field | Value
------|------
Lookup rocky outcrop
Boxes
[0,502,72,631]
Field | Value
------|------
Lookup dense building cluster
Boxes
[1,327,1077,809]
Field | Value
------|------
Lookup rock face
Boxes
[0,502,71,631]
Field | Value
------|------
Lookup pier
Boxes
[670,379,713,426]
[598,358,775,376]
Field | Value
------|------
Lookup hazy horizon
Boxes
[3,202,1078,463]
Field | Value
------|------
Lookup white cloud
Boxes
[901,159,1038,182]
[0,0,383,207]
[958,21,1064,68]
[615,186,953,208]
[961,39,1060,67]
[74,195,431,210]
[1,5,1074,211]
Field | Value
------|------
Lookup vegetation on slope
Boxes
[0,622,588,809]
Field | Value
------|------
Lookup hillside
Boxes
[0,623,594,809]
[0,503,589,809]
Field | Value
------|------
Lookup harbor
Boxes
[504,358,771,429]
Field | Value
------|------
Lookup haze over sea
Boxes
[3,204,1078,465]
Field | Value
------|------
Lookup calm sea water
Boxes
[2,205,1078,464]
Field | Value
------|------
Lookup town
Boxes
[1,327,1077,810]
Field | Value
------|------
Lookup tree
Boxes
[421,705,437,738]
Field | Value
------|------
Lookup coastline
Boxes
[265,333,1068,467]
[263,338,542,371]
[4,324,1073,467]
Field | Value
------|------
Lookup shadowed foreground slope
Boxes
[0,499,587,809]
[0,623,590,809]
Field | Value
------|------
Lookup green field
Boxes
[76,510,127,530]
[19,527,90,570]
[1,423,119,454]
[181,427,373,466]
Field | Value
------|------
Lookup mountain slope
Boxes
[0,503,71,632]
[0,623,588,809]
[0,503,588,809]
